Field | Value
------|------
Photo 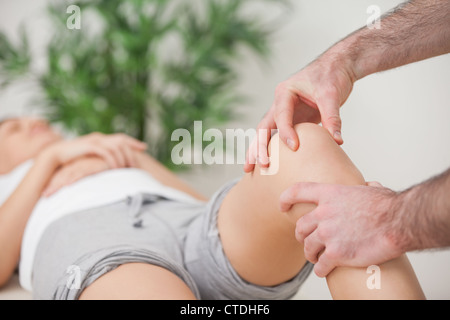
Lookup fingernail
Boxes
[287,138,296,150]
[333,131,342,141]
[257,156,269,165]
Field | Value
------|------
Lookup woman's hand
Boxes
[0,132,146,286]
[40,133,147,196]
[41,132,147,169]
[42,157,109,197]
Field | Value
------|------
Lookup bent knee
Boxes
[294,122,335,143]
[268,123,338,163]
[290,122,341,157]
[265,123,364,186]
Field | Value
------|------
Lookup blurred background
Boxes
[0,0,449,299]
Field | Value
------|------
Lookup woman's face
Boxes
[0,117,62,173]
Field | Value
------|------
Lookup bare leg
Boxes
[78,263,196,300]
[218,123,425,299]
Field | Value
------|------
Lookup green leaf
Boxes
[0,0,291,170]
[0,26,31,87]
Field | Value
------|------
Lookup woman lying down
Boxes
[0,117,425,300]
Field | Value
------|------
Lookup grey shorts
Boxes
[31,180,313,300]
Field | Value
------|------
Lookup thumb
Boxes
[317,95,343,145]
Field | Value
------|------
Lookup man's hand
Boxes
[280,181,404,277]
[244,0,450,174]
[244,53,355,172]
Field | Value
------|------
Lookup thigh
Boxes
[217,123,365,286]
[32,198,201,300]
[217,123,425,300]
[78,263,197,300]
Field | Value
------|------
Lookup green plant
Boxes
[0,0,287,169]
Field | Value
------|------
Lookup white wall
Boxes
[1,0,449,299]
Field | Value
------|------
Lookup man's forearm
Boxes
[392,167,450,253]
[329,0,450,81]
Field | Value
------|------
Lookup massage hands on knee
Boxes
[245,0,450,278]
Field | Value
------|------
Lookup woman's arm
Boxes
[0,133,146,287]
[41,144,208,200]
[134,152,208,202]
[42,157,110,197]
[0,152,59,287]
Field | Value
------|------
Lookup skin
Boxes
[245,0,450,277]
[281,168,450,278]
[0,118,148,287]
[0,118,63,174]
[0,119,424,299]
[219,123,424,299]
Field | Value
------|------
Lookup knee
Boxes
[291,122,340,156]
[265,122,364,186]
[294,122,331,136]
[262,123,364,224]
[268,123,337,161]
